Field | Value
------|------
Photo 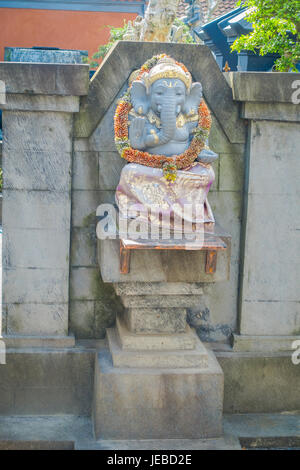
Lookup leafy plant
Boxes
[231,0,300,71]
[87,21,130,69]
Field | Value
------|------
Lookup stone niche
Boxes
[72,41,246,439]
[71,41,245,345]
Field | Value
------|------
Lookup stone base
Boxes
[93,347,224,440]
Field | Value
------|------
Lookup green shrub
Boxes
[231,0,300,71]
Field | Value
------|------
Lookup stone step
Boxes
[116,317,197,351]
[107,327,208,369]
[76,435,241,450]
[121,295,202,309]
[114,282,204,296]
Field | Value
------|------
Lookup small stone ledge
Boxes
[0,62,89,96]
[2,334,75,349]
[229,71,300,103]
[1,94,80,113]
[232,334,300,353]
[241,101,300,122]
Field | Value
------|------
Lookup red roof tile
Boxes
[177,0,236,23]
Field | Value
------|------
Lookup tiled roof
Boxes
[177,0,236,23]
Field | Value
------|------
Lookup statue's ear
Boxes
[183,82,202,115]
[130,80,149,115]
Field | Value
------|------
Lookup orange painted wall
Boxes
[0,8,137,61]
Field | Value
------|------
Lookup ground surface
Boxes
[0,412,299,450]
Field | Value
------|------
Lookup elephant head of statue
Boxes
[129,57,203,152]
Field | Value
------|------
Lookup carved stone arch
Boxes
[74,41,246,145]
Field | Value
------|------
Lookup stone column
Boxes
[230,72,300,352]
[0,62,89,345]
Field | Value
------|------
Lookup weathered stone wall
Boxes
[0,44,299,347]
[0,63,89,338]
[230,72,300,346]
[0,43,299,416]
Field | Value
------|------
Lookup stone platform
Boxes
[0,413,299,450]
[93,347,223,440]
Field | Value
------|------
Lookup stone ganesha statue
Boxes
[114,55,218,233]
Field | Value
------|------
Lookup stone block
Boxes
[99,239,231,283]
[114,282,204,296]
[218,350,300,413]
[124,307,187,334]
[93,347,224,439]
[2,189,71,230]
[71,227,97,267]
[3,151,72,191]
[13,387,82,415]
[94,300,118,339]
[192,270,239,343]
[219,152,244,192]
[3,335,75,349]
[98,151,126,190]
[73,151,99,190]
[241,194,299,301]
[70,267,99,300]
[233,334,300,352]
[71,190,104,228]
[0,388,14,414]
[89,98,121,152]
[242,102,300,122]
[121,295,203,309]
[74,138,90,152]
[3,111,72,153]
[107,327,208,368]
[240,301,300,336]
[6,303,68,336]
[3,268,68,304]
[248,120,300,195]
[69,300,95,339]
[3,228,70,269]
[209,114,245,155]
[0,349,92,415]
[1,94,80,112]
[116,317,196,351]
[0,62,89,96]
[230,71,300,103]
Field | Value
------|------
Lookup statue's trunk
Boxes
[158,97,177,145]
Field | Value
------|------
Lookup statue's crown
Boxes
[144,57,192,91]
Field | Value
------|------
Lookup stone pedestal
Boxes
[93,282,224,439]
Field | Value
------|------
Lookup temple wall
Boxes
[0,43,299,415]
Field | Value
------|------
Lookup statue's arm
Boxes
[187,122,218,164]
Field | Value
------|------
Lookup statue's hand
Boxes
[129,117,147,150]
[197,148,218,164]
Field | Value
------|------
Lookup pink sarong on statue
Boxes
[116,162,215,232]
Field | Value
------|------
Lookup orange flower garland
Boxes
[114,55,212,176]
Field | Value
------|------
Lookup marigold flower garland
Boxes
[114,55,212,181]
